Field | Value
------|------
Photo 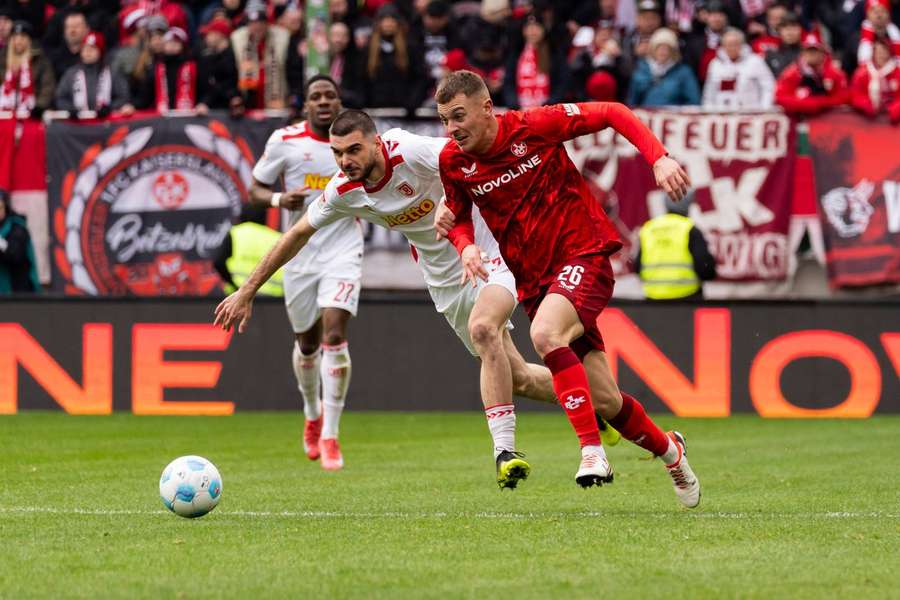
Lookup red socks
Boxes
[543,347,601,447]
[609,392,670,456]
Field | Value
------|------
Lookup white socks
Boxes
[321,342,352,440]
[485,403,516,459]
[661,438,680,466]
[292,343,321,421]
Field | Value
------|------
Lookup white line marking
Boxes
[0,507,897,519]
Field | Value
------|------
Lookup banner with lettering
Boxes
[565,110,796,281]
[47,116,280,295]
[807,112,900,288]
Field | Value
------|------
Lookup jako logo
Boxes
[471,155,542,196]
[564,394,586,410]
[384,198,435,227]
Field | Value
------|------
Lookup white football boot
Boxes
[575,445,614,488]
[665,431,701,508]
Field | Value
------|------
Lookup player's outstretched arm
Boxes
[531,102,691,200]
[213,214,317,333]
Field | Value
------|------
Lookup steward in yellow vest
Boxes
[214,206,285,297]
[635,196,716,300]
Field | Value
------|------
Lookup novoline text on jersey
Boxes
[470,155,543,196]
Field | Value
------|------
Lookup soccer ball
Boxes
[159,456,223,518]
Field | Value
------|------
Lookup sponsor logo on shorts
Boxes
[383,198,435,227]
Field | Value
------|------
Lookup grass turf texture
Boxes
[1,413,898,599]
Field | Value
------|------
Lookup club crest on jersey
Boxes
[302,152,313,162]
[462,162,478,178]
[510,142,528,157]
[396,182,416,197]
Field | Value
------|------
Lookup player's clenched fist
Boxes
[214,290,255,333]
[653,155,691,202]
[460,244,489,287]
[434,198,456,239]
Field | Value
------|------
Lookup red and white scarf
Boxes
[516,45,549,108]
[866,58,898,111]
[665,0,695,33]
[73,66,112,112]
[154,60,196,113]
[739,0,770,18]
[0,61,36,118]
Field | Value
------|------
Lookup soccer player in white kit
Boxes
[247,76,363,471]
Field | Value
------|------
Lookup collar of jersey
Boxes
[363,143,398,193]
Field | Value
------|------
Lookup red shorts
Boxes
[521,253,615,359]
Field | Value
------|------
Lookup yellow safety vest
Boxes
[638,213,700,300]
[225,222,285,297]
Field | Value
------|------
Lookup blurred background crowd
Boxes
[0,0,899,121]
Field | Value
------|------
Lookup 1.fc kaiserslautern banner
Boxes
[47,116,280,295]
[565,110,796,281]
[808,112,900,288]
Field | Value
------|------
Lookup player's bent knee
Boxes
[297,338,321,356]
[530,326,565,358]
[322,330,347,347]
[469,319,501,350]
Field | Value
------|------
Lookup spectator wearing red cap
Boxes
[775,32,849,115]
[55,31,134,117]
[859,0,900,61]
[196,17,240,114]
[231,1,290,109]
[703,28,775,109]
[133,26,198,113]
[111,5,148,84]
[0,21,54,119]
[568,20,628,102]
[851,37,900,123]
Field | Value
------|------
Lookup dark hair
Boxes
[435,70,489,104]
[329,109,377,137]
[304,74,339,100]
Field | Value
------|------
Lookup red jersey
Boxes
[440,102,666,299]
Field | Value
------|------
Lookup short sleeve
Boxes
[251,131,287,185]
[305,181,345,230]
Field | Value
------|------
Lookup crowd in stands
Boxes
[0,0,898,122]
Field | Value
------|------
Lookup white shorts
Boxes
[429,257,518,357]
[284,263,362,333]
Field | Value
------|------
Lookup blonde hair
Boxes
[5,35,31,72]
[435,70,489,104]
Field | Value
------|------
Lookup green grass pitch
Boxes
[1,412,898,599]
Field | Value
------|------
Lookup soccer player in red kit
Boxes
[434,70,700,508]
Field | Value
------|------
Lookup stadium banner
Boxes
[565,109,796,281]
[1,298,898,415]
[46,115,283,296]
[807,112,900,288]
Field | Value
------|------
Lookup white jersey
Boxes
[308,128,502,295]
[253,121,364,273]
